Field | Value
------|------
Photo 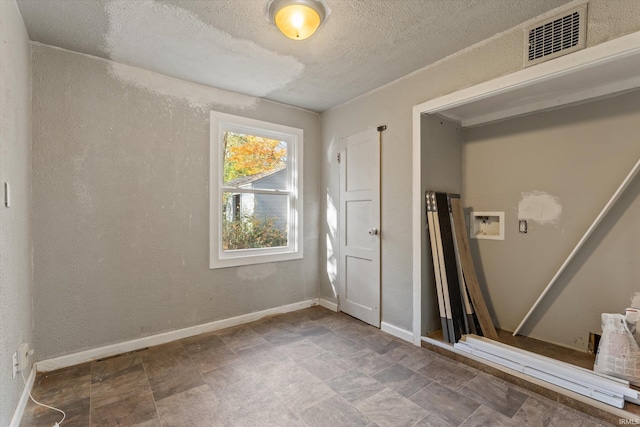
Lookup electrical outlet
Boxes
[18,343,29,370]
[12,352,18,378]
[519,220,528,234]
[15,343,29,375]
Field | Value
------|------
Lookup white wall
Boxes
[31,44,322,360]
[0,1,33,424]
[320,0,640,334]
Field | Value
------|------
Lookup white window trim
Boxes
[209,111,304,269]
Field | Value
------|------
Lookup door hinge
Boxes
[337,153,341,163]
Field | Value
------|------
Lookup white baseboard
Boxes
[9,365,36,427]
[317,298,338,312]
[37,299,318,372]
[381,321,413,343]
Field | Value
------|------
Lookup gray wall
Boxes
[31,44,321,360]
[463,90,640,350]
[319,0,640,333]
[420,116,462,334]
[0,0,33,424]
[10,0,640,375]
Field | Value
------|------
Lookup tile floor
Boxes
[20,306,614,426]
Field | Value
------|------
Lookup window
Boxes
[210,111,303,268]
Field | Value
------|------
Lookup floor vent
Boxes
[524,4,587,67]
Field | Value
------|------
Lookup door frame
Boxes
[411,34,640,346]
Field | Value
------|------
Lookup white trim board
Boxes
[415,32,640,128]
[9,365,36,427]
[422,336,637,420]
[411,106,423,347]
[36,299,322,372]
[455,336,637,409]
[381,322,413,343]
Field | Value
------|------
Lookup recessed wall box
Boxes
[470,212,505,240]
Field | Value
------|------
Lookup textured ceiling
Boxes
[17,0,574,112]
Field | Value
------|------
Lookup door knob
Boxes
[368,228,378,236]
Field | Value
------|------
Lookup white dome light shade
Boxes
[269,0,327,41]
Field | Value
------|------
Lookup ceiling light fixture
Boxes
[269,0,327,41]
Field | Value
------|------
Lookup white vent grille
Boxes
[525,5,587,67]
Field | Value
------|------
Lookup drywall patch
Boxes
[104,0,303,98]
[518,191,563,225]
[108,61,257,111]
[237,263,278,281]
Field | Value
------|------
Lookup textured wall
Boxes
[0,1,33,424]
[320,0,640,333]
[31,44,321,360]
[463,90,640,350]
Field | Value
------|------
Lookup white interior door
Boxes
[339,128,381,327]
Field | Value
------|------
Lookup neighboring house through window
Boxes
[210,111,303,268]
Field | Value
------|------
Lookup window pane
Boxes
[223,132,288,190]
[222,192,289,250]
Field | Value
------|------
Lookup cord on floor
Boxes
[21,370,66,426]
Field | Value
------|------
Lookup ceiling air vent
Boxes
[524,4,587,67]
